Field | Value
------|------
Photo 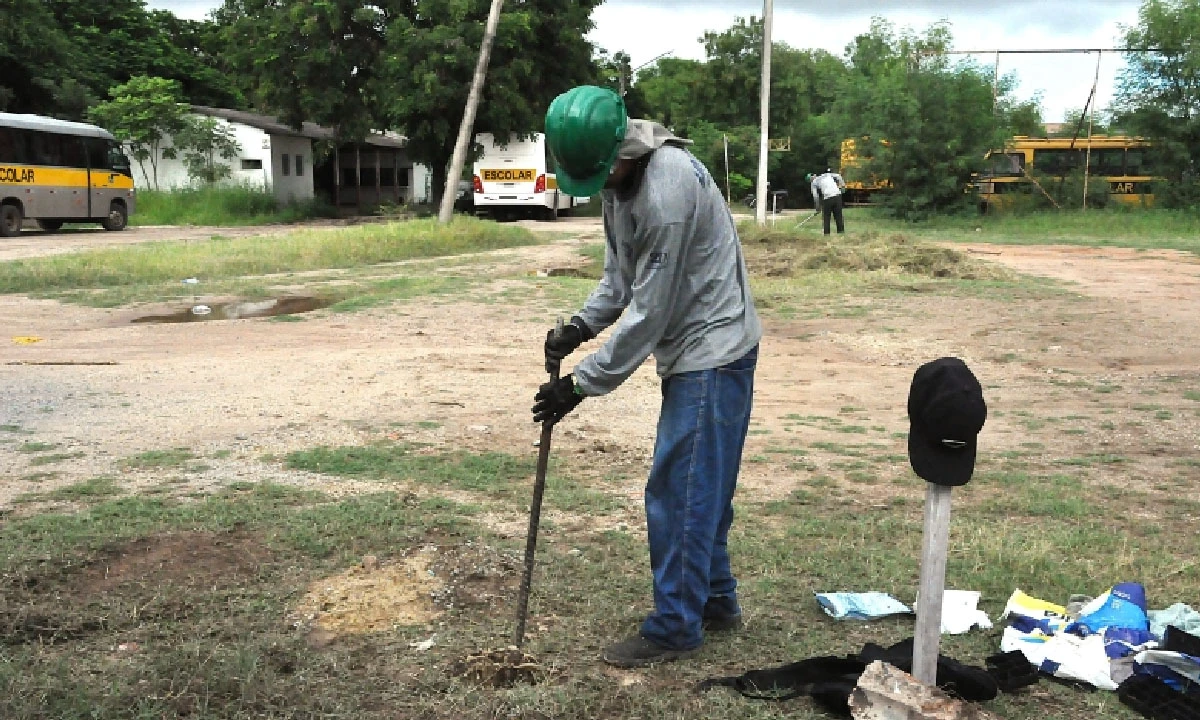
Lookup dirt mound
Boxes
[288,551,444,635]
[742,227,1011,280]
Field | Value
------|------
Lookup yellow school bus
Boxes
[977,136,1157,211]
[0,113,136,236]
[839,137,891,205]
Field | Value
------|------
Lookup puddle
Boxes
[131,296,332,324]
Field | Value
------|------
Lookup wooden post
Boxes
[355,145,362,216]
[912,483,953,686]
[992,51,1001,110]
[334,145,341,209]
[1083,50,1102,210]
[393,151,401,204]
[439,0,504,223]
[755,0,773,226]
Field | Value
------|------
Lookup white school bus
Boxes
[472,132,588,221]
[0,113,136,236]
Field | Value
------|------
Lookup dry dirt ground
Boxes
[3,218,1199,526]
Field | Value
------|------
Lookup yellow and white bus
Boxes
[472,132,588,221]
[0,113,136,236]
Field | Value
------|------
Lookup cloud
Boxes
[145,1,217,20]
[602,0,1140,39]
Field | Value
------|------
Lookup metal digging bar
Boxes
[514,317,563,647]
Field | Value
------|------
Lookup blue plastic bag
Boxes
[1068,582,1149,635]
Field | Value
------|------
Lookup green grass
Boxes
[839,206,1200,255]
[1,433,1175,720]
[285,442,536,505]
[0,217,538,293]
[17,477,125,503]
[17,441,61,453]
[131,186,336,227]
[122,449,197,470]
[0,217,541,308]
[28,451,85,466]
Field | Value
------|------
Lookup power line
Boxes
[941,48,1159,55]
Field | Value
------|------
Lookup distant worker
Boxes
[808,168,846,235]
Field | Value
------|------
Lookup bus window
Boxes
[0,127,21,164]
[988,152,1024,176]
[1090,149,1125,176]
[1035,148,1083,175]
[1125,149,1159,177]
[85,137,111,170]
[0,129,33,165]
[60,136,87,168]
[108,142,133,178]
[28,131,65,166]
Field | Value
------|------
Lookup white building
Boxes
[149,106,418,210]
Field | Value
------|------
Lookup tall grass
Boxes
[0,217,541,295]
[132,186,337,227]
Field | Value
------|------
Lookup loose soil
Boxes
[3,218,1199,640]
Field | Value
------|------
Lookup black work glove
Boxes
[532,374,584,425]
[544,316,594,374]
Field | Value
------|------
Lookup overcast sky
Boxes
[147,0,1144,122]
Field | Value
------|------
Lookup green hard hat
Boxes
[544,86,628,196]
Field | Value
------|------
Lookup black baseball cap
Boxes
[907,357,987,486]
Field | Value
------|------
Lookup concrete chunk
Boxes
[849,661,1001,720]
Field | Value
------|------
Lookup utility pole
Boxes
[755,0,773,225]
[992,51,1000,110]
[1083,50,1102,209]
[439,0,504,224]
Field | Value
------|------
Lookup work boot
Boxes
[601,634,699,668]
[702,597,744,632]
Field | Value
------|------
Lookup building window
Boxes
[295,154,304,176]
[281,154,290,176]
[241,159,263,170]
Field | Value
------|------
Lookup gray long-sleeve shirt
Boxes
[572,140,762,396]
[811,172,845,207]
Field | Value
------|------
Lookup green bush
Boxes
[132,186,337,226]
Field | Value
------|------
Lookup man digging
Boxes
[531,85,762,668]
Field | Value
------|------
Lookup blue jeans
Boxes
[639,346,757,650]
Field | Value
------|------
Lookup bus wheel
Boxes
[0,203,23,237]
[37,220,63,232]
[101,202,128,232]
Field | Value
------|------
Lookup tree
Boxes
[44,0,239,114]
[635,16,850,205]
[832,19,1014,218]
[212,0,393,141]
[1113,0,1200,203]
[0,0,89,116]
[385,0,601,204]
[1050,107,1109,138]
[593,49,649,118]
[175,116,241,184]
[1005,94,1046,137]
[87,76,188,190]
